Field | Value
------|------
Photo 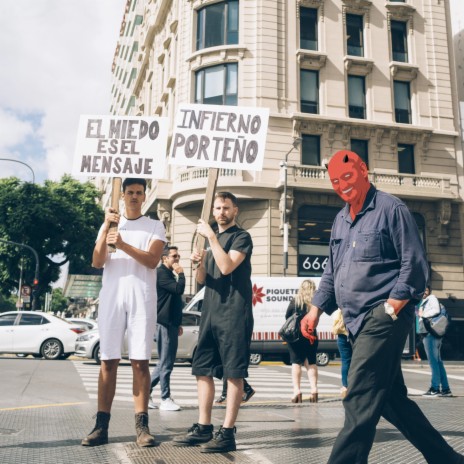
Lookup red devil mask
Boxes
[327,150,370,219]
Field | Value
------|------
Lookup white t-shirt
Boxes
[97,215,166,304]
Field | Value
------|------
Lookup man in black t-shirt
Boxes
[173,192,253,453]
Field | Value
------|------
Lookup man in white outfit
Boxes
[82,178,166,447]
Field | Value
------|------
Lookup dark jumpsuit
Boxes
[192,225,253,380]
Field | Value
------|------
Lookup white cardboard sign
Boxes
[73,115,169,179]
[169,104,269,171]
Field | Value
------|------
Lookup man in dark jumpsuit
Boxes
[301,150,464,464]
[174,191,253,453]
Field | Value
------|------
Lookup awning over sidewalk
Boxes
[63,274,102,299]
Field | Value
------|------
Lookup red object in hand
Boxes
[300,314,317,345]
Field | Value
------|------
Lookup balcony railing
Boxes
[177,167,238,183]
[283,165,454,198]
[369,172,450,191]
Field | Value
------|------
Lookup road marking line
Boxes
[0,402,87,412]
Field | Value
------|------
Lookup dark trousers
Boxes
[150,324,179,400]
[328,304,462,464]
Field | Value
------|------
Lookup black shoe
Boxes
[215,394,227,404]
[173,423,213,446]
[242,388,255,403]
[423,387,441,397]
[201,426,236,453]
[440,388,453,397]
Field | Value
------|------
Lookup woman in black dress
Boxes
[285,279,318,403]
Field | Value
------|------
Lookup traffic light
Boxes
[32,278,39,310]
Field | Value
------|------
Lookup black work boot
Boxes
[135,412,156,447]
[173,423,214,446]
[201,426,236,453]
[81,411,110,446]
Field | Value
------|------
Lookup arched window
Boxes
[196,0,239,51]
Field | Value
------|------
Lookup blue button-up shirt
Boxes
[312,185,429,336]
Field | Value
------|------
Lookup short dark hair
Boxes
[162,245,178,258]
[122,178,147,192]
[215,191,238,206]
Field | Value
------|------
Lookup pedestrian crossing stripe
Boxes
[72,362,427,404]
[72,362,343,405]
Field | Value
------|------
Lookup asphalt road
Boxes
[1,356,464,464]
[1,355,463,410]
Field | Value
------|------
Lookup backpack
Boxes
[423,303,450,338]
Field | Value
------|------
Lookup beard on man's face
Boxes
[216,215,233,225]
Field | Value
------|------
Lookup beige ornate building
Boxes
[103,0,464,322]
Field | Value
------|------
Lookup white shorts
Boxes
[98,293,156,361]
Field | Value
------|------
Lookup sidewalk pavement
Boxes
[1,393,463,464]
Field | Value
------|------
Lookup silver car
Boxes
[75,311,201,364]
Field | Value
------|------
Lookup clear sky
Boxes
[0,1,125,184]
[450,0,464,34]
[0,1,463,185]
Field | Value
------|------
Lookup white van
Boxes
[183,277,338,366]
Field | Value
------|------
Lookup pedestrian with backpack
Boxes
[418,286,452,397]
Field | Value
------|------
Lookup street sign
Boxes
[21,285,31,303]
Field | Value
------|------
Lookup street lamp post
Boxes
[280,137,302,277]
[0,238,40,309]
[0,158,35,183]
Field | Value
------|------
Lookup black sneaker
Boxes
[173,423,213,447]
[215,394,227,404]
[242,388,255,403]
[200,426,236,453]
[440,388,453,397]
[423,387,441,397]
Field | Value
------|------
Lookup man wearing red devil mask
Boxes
[300,150,463,464]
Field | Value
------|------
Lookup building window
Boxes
[350,139,369,168]
[346,14,364,57]
[195,63,238,105]
[301,135,320,166]
[394,81,411,123]
[196,0,239,51]
[412,212,426,246]
[398,143,415,174]
[300,70,319,114]
[391,20,408,62]
[348,75,366,119]
[298,205,339,277]
[300,7,318,51]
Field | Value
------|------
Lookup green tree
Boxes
[0,292,16,312]
[49,288,69,314]
[0,175,103,309]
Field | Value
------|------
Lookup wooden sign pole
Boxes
[108,177,122,253]
[194,168,219,254]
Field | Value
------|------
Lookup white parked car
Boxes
[75,311,201,364]
[0,311,84,360]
